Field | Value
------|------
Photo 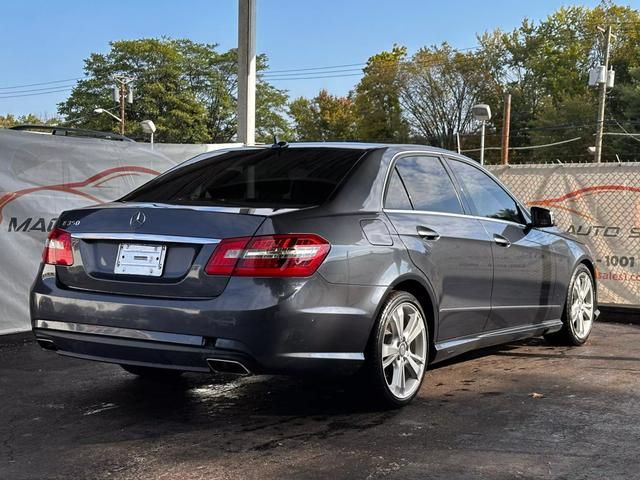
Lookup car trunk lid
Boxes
[55,203,269,298]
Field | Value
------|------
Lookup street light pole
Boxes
[472,104,492,166]
[594,26,613,164]
[480,121,486,166]
[140,120,156,149]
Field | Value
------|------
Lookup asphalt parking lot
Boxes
[1,322,639,480]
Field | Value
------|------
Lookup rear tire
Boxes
[120,364,184,379]
[545,264,596,346]
[365,291,429,408]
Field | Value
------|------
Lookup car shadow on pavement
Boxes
[67,337,565,424]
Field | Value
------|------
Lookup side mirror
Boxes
[530,206,555,228]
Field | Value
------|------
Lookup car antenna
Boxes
[271,135,289,149]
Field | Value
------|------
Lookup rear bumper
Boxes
[32,320,258,373]
[31,266,386,375]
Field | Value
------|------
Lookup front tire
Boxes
[545,264,596,346]
[366,291,429,408]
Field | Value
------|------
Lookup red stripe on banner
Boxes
[0,166,160,223]
[531,185,640,204]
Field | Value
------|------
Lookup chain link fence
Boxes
[489,163,640,306]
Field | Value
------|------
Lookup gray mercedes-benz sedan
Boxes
[31,143,598,406]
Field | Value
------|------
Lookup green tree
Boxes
[477,2,640,162]
[256,78,291,142]
[399,43,497,149]
[526,94,598,163]
[0,113,60,128]
[620,68,640,121]
[353,46,409,142]
[0,114,17,128]
[58,38,290,143]
[289,89,357,141]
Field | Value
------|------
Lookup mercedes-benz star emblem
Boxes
[130,211,147,228]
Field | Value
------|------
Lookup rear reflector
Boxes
[43,228,74,266]
[205,234,330,277]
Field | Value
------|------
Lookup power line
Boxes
[0,21,636,91]
[0,27,634,93]
[263,73,364,81]
[0,78,81,91]
[462,137,583,152]
[0,87,72,99]
[264,62,366,74]
[612,119,640,144]
[261,68,364,78]
[0,45,482,90]
[0,83,76,95]
[263,45,481,75]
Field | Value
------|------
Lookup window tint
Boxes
[448,159,523,224]
[394,156,463,214]
[122,148,363,208]
[384,168,412,210]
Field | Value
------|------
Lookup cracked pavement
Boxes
[1,322,639,479]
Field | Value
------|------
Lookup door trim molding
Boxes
[440,304,562,312]
[433,319,563,364]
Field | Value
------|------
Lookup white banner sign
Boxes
[0,129,234,334]
[489,163,640,308]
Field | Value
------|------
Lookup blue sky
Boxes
[0,0,618,117]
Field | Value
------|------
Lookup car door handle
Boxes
[493,234,511,247]
[417,226,440,241]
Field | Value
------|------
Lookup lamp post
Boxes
[140,120,156,149]
[94,108,122,125]
[472,104,492,165]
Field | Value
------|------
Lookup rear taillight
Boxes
[43,228,74,266]
[204,237,251,275]
[205,234,330,277]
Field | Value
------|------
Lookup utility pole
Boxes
[237,0,256,146]
[113,75,134,136]
[119,81,125,135]
[594,26,613,164]
[501,93,511,165]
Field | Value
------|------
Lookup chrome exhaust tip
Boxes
[207,358,251,376]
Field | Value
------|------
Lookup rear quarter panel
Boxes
[255,211,413,288]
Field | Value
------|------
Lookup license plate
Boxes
[114,243,167,277]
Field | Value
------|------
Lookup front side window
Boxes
[448,159,523,224]
[393,156,463,214]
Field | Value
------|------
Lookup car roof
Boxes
[227,142,464,156]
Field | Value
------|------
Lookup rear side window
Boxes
[448,159,523,224]
[122,148,365,208]
[393,156,463,214]
[384,168,413,210]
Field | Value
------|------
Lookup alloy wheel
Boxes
[380,301,427,400]
[571,271,594,340]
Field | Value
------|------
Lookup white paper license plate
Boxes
[114,243,167,277]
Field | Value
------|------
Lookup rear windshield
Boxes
[122,147,365,208]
